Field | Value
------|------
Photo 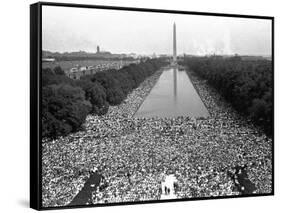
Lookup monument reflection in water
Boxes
[134,67,210,118]
[135,22,209,118]
[173,67,177,99]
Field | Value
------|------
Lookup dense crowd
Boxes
[42,68,272,207]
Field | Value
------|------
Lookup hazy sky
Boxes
[42,5,272,56]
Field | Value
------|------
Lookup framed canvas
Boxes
[30,2,274,210]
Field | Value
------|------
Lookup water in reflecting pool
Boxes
[134,67,209,118]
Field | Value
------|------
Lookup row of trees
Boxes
[180,56,273,136]
[42,59,167,138]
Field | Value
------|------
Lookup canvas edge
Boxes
[30,1,275,211]
[30,2,42,210]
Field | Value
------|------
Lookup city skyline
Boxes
[43,6,272,56]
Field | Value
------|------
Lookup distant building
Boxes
[97,45,100,53]
[42,58,55,62]
[127,53,138,59]
[66,60,139,80]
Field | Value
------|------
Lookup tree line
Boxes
[180,56,273,136]
[42,59,167,139]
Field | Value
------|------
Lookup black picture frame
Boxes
[30,1,274,210]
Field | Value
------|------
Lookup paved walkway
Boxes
[68,172,102,206]
[160,174,177,200]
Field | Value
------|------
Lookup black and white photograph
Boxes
[35,2,273,209]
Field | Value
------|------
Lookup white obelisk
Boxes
[173,22,177,65]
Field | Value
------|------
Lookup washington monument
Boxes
[173,22,177,65]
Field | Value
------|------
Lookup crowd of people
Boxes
[42,68,272,207]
